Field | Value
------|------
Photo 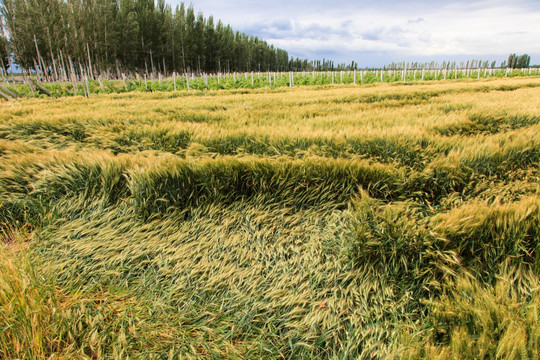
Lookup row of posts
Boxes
[1,67,538,96]
[166,67,540,88]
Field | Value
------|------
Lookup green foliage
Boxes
[397,268,540,359]
[348,192,458,303]
[0,0,293,75]
[433,197,540,276]
[0,34,8,71]
[508,53,531,69]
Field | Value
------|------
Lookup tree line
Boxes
[502,54,531,69]
[0,0,300,79]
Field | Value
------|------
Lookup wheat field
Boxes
[1,77,539,359]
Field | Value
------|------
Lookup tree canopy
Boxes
[0,0,296,77]
[507,53,531,69]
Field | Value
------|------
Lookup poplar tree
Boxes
[0,0,301,77]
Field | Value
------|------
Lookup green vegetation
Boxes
[1,67,539,99]
[0,0,291,78]
[505,54,531,69]
[1,77,539,359]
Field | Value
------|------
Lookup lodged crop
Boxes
[1,77,539,359]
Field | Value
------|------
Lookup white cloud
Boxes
[172,0,540,65]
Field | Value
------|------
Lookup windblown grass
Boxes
[1,77,539,358]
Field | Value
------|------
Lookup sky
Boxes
[169,0,540,67]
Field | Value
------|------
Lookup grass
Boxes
[0,77,539,359]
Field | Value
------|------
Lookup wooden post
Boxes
[33,81,51,96]
[69,72,77,95]
[81,78,87,98]
[0,84,18,99]
[25,78,37,95]
[84,76,90,97]
[98,74,104,91]
[86,43,94,79]
[0,88,13,100]
[185,72,190,91]
[173,72,177,90]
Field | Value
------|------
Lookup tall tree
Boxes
[0,0,298,76]
[517,54,530,68]
[117,0,139,70]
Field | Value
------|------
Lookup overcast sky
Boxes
[170,0,539,67]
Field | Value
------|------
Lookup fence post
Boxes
[84,75,90,97]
